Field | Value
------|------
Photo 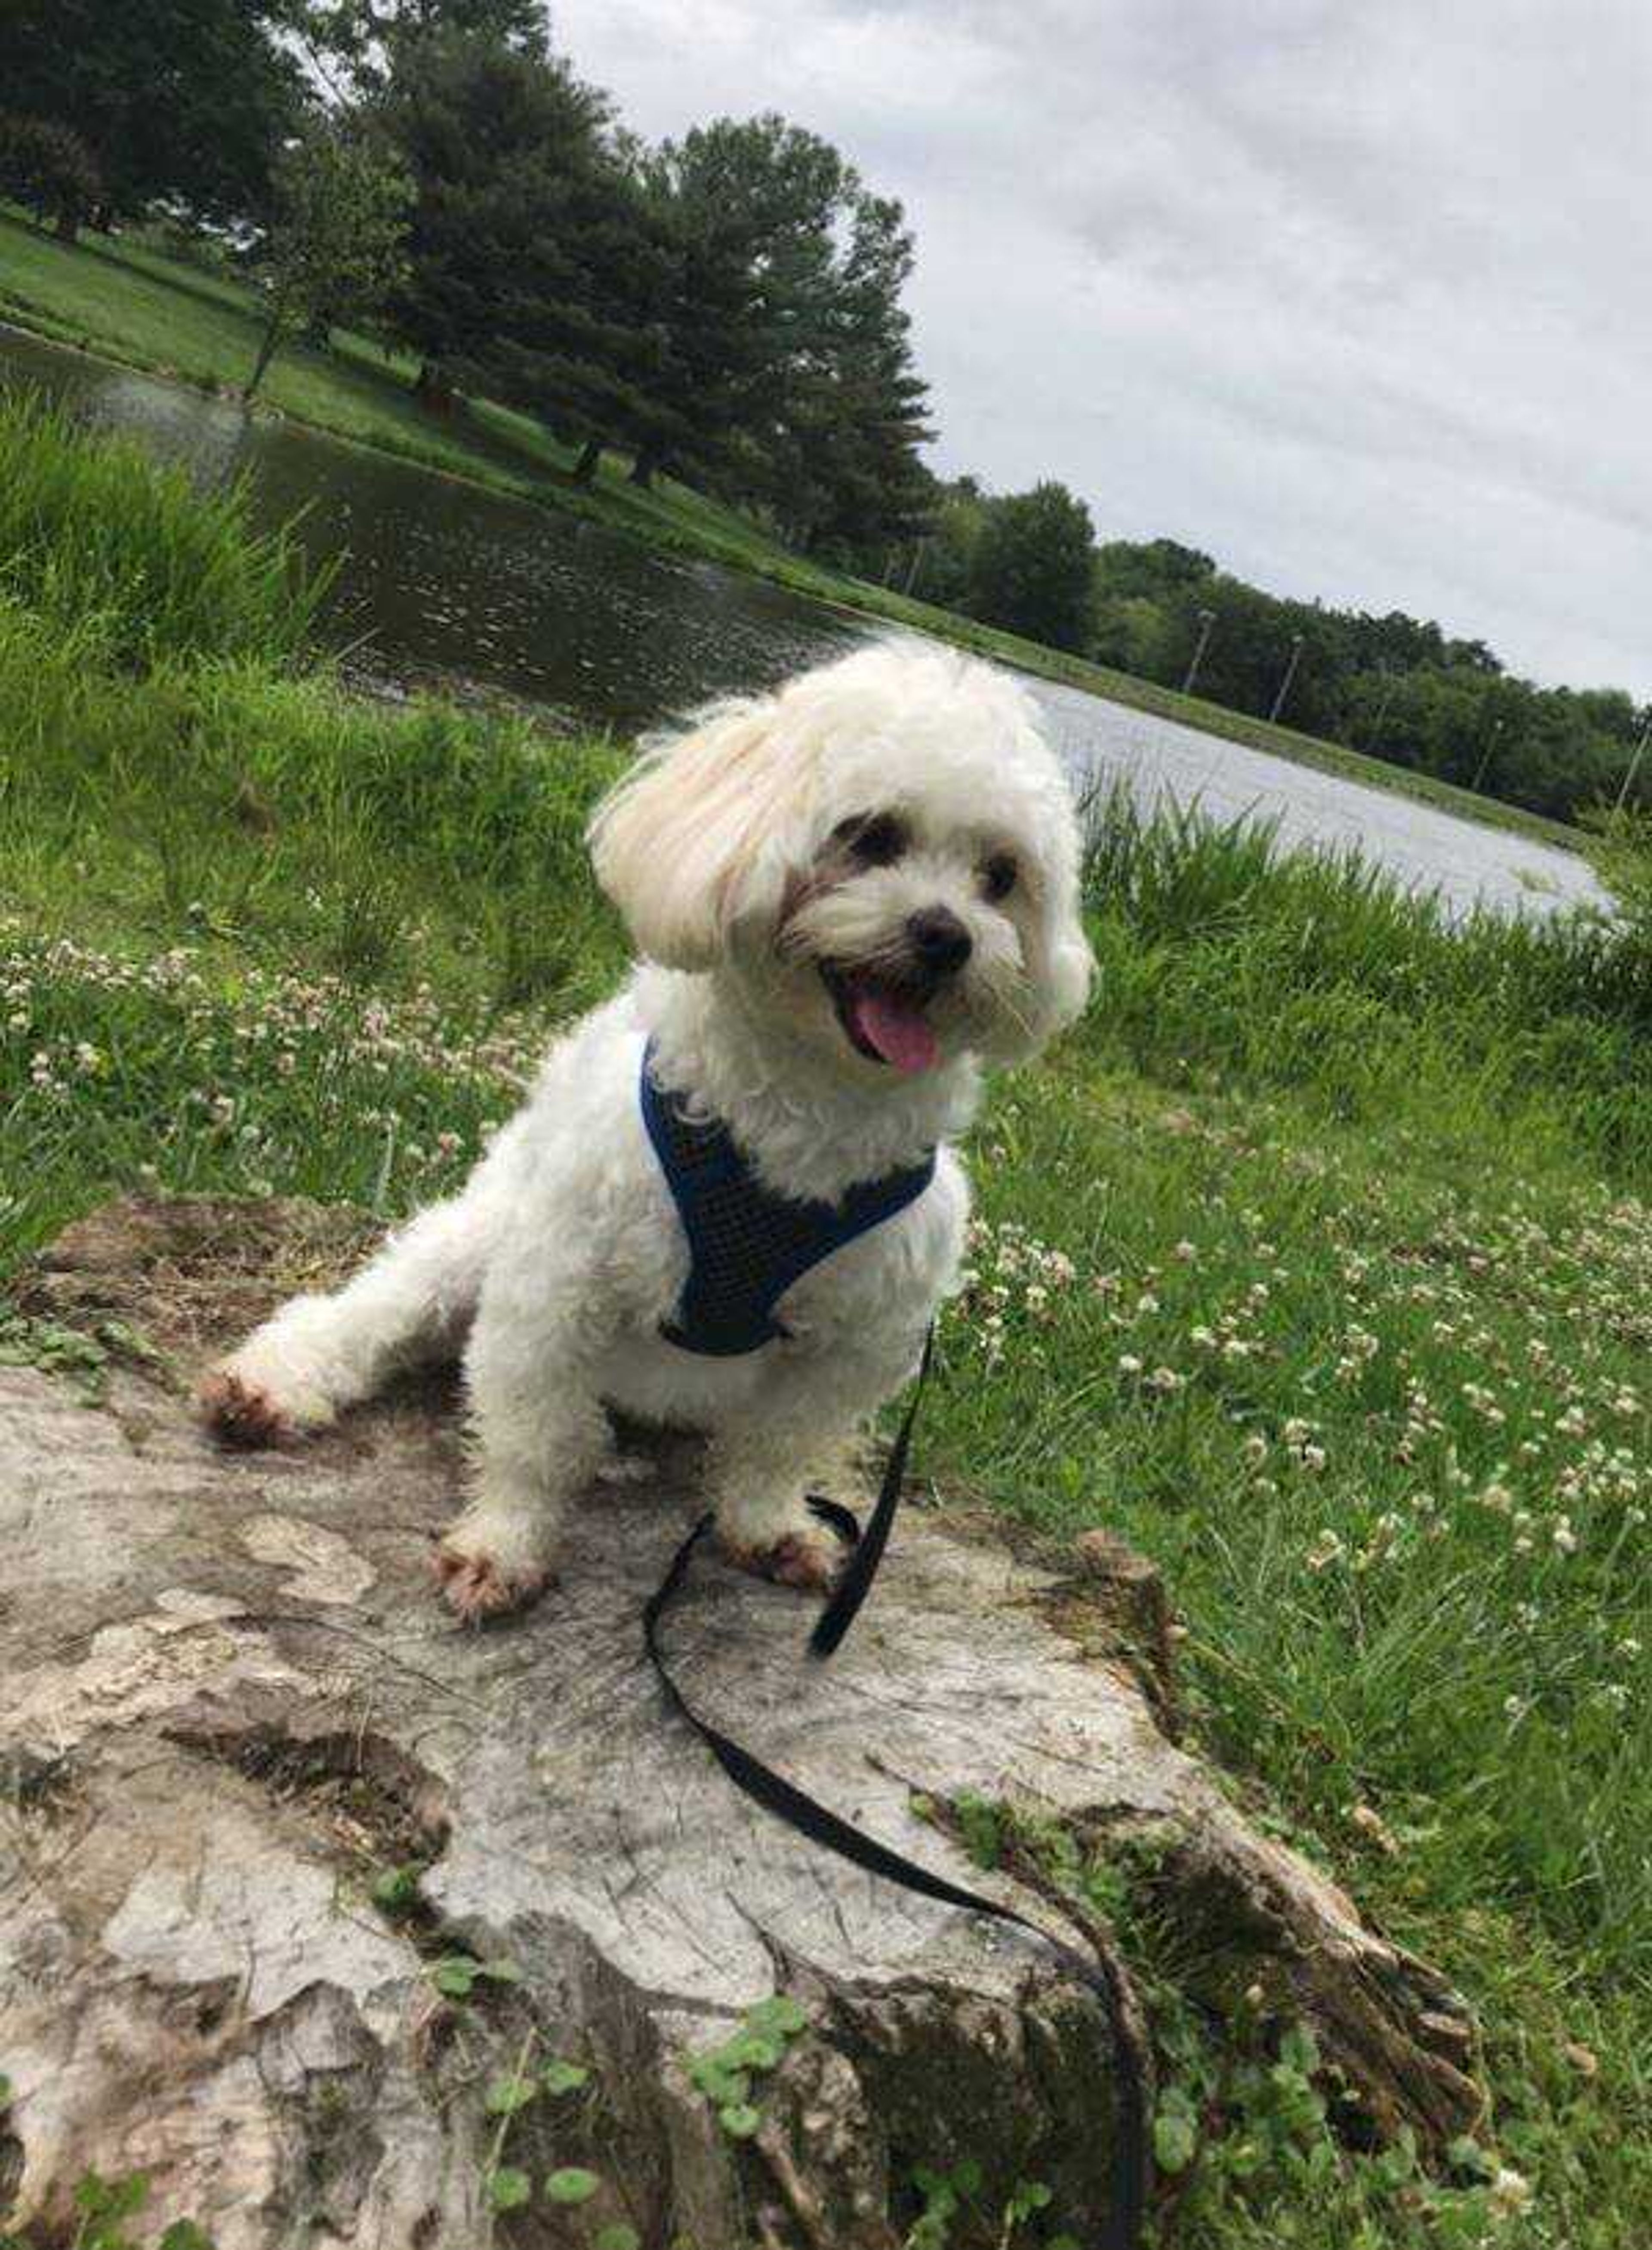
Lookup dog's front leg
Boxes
[433,1257,618,1624]
[709,1336,922,1592]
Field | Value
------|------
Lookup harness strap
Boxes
[640,1040,937,1358]
[641,1352,1152,2250]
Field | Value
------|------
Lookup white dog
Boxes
[199,642,1093,1620]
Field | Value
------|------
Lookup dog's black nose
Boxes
[906,906,972,978]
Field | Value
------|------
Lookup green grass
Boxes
[0,206,1581,855]
[3,402,1649,2247]
[0,389,322,667]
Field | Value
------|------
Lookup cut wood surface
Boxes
[1,1200,1480,2248]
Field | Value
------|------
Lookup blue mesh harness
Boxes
[639,1040,937,1357]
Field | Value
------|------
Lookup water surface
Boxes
[1,324,1600,918]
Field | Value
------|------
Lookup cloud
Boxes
[555,0,1652,696]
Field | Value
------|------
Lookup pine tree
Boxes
[379,33,679,475]
[378,36,606,404]
[648,117,934,559]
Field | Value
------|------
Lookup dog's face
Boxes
[589,644,1093,1079]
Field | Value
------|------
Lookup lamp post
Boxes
[1613,717,1652,813]
[1181,608,1215,697]
[1470,715,1504,796]
[1365,664,1400,749]
[1269,633,1304,725]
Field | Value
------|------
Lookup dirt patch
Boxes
[17,1194,383,1372]
[169,1714,450,1873]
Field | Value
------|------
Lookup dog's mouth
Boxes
[820,966,940,1075]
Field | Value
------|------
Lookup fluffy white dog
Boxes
[199,642,1093,1620]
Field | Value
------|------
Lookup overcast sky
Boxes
[555,0,1651,700]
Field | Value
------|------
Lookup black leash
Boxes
[808,1322,935,1659]
[641,1334,1151,2250]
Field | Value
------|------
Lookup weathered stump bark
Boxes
[1,1201,1480,2249]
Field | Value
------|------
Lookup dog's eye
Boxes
[837,812,908,866]
[982,852,1018,901]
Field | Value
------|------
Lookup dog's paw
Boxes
[194,1341,337,1449]
[430,1543,551,1623]
[197,1351,335,1449]
[431,1505,556,1624]
[197,1369,285,1449]
[721,1525,843,1593]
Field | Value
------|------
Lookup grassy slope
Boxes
[0,207,1579,855]
[3,404,1650,2247]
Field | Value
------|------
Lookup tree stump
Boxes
[1,1200,1480,2249]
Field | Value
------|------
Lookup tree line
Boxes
[2,0,1644,824]
[912,482,1650,826]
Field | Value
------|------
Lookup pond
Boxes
[0,323,1603,919]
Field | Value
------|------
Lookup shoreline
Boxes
[0,219,1582,857]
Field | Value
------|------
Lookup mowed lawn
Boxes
[0,205,811,567]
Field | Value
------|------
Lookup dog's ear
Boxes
[1038,806,1097,1038]
[1005,814,1095,1058]
[1044,914,1096,1034]
[587,697,807,970]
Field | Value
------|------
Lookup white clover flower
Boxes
[1117,1354,1143,1377]
[1486,2164,1533,2217]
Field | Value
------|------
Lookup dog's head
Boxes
[588,642,1093,1077]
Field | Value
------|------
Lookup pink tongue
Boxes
[851,989,939,1074]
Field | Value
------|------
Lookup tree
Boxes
[1092,538,1216,672]
[3,1,307,226]
[296,0,546,95]
[378,30,671,469]
[245,120,412,398]
[1094,537,1216,600]
[968,482,1096,651]
[0,114,103,242]
[648,117,934,554]
[791,188,935,561]
[902,475,986,607]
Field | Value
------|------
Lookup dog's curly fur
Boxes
[200,643,1093,1620]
